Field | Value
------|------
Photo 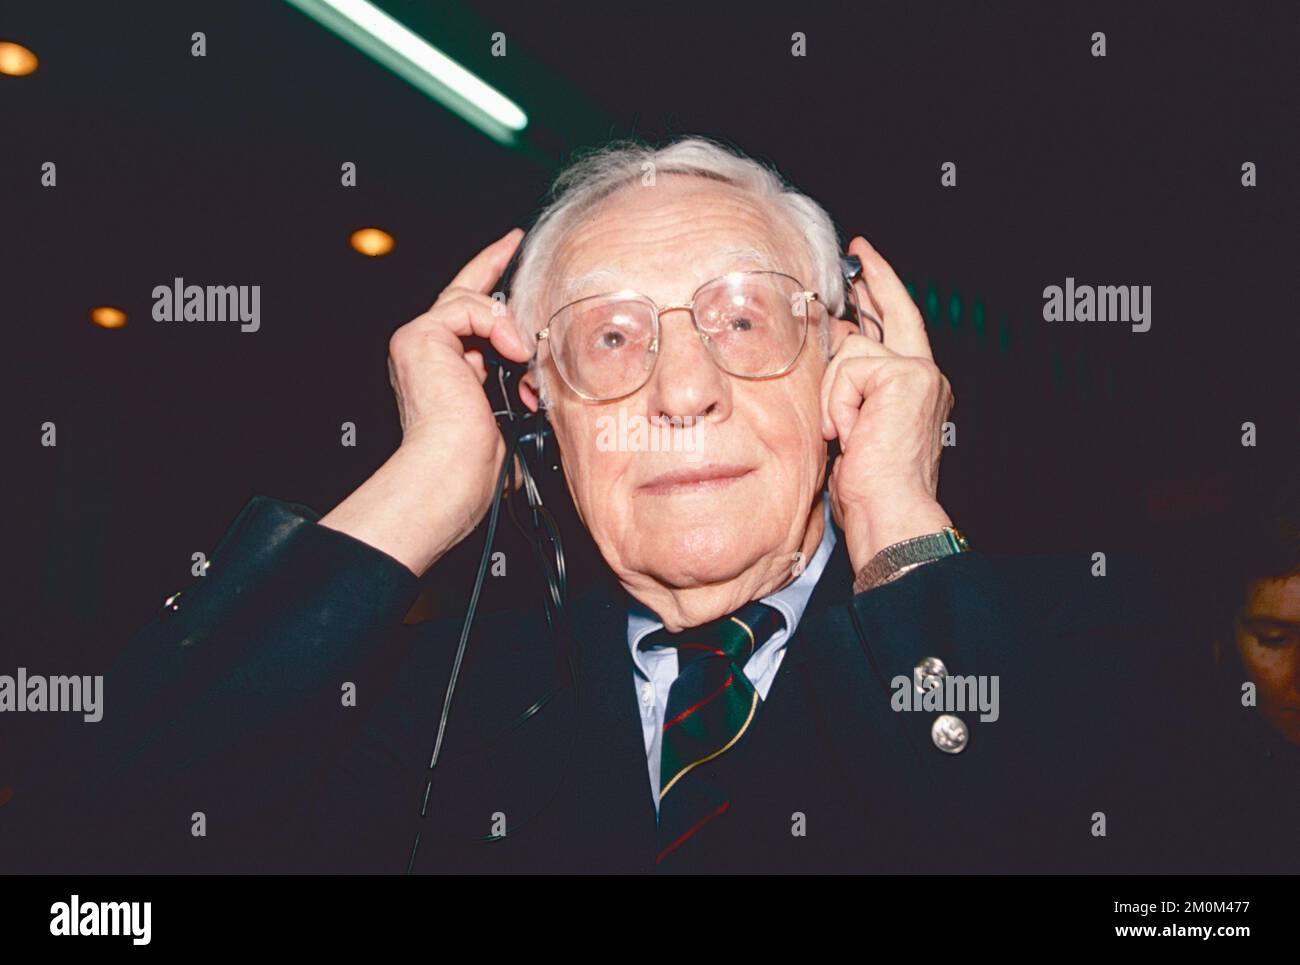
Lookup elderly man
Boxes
[6,138,1199,873]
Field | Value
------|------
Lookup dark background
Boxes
[2,1,1296,779]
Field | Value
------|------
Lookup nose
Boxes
[643,307,730,425]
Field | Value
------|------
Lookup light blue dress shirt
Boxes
[626,498,838,812]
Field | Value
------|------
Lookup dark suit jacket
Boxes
[3,496,1218,874]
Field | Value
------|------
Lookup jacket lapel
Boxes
[786,521,931,781]
[554,575,658,870]
[740,522,932,868]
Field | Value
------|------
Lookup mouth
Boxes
[637,464,755,496]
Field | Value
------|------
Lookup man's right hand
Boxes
[319,228,532,576]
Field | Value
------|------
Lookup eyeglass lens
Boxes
[548,272,811,399]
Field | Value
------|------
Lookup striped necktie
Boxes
[638,600,786,865]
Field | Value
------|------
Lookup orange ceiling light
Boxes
[90,306,127,329]
[0,42,38,77]
[350,227,395,257]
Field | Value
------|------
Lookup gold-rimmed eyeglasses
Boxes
[535,269,823,402]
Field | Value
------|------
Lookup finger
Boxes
[439,291,535,364]
[847,236,934,360]
[819,333,894,439]
[824,355,897,446]
[463,347,488,384]
[420,291,531,363]
[443,227,525,298]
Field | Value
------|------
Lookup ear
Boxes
[519,368,541,412]
[828,317,857,356]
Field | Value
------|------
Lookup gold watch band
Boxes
[851,527,970,594]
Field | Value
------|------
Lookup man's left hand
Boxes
[821,235,956,575]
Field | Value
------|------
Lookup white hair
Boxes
[507,136,847,407]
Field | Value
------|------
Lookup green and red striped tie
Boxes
[638,600,786,864]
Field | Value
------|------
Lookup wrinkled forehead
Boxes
[547,177,808,309]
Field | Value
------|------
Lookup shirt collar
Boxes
[627,496,838,653]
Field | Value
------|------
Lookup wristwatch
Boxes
[852,527,970,594]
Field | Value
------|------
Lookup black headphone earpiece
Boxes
[824,252,872,480]
[837,252,884,341]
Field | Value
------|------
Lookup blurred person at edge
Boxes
[1188,479,1300,872]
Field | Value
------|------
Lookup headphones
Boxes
[404,228,879,871]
